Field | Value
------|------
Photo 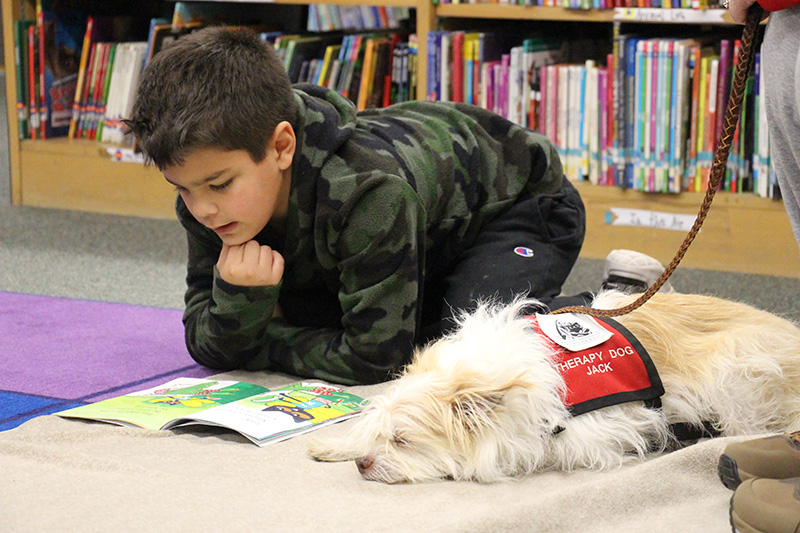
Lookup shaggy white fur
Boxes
[309,291,800,483]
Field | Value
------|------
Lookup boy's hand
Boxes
[217,241,284,287]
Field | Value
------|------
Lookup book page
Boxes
[58,378,269,430]
[167,382,368,445]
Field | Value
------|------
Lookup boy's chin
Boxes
[215,226,258,246]
[214,221,271,247]
[219,235,252,247]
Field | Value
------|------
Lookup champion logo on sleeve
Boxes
[514,247,535,258]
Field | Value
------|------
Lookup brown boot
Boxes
[719,433,800,490]
[730,477,800,533]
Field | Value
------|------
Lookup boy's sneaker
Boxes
[601,249,674,294]
[718,433,800,490]
[730,477,800,533]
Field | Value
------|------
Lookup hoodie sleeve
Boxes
[256,175,426,384]
[178,200,281,371]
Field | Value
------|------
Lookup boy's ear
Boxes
[271,121,296,170]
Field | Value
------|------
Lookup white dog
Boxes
[309,291,800,483]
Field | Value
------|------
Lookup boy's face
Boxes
[163,145,291,247]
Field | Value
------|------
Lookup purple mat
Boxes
[0,292,216,431]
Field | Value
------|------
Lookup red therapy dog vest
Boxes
[526,314,664,416]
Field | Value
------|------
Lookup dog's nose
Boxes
[356,455,374,475]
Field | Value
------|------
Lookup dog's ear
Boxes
[448,368,532,435]
[449,388,506,435]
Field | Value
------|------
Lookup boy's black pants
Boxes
[421,177,590,340]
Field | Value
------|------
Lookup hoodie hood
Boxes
[275,85,358,286]
[291,84,357,177]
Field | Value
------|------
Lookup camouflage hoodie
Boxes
[178,84,580,385]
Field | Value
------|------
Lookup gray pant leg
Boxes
[762,7,800,248]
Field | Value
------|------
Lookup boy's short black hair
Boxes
[125,26,297,170]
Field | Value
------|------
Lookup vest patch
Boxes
[526,315,664,416]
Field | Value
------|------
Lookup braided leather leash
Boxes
[551,4,765,318]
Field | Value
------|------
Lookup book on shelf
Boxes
[357,37,379,108]
[598,59,613,186]
[68,15,117,139]
[68,12,209,145]
[87,42,114,141]
[714,39,732,153]
[614,32,643,188]
[739,50,757,194]
[439,32,451,103]
[142,17,169,61]
[724,39,740,192]
[333,34,358,99]
[464,33,480,105]
[307,4,410,33]
[32,2,87,139]
[76,40,147,144]
[693,49,712,192]
[416,26,770,197]
[72,39,97,139]
[315,43,341,87]
[12,20,34,139]
[171,1,276,27]
[701,53,721,192]
[426,31,563,127]
[283,34,344,84]
[145,21,204,64]
[67,15,93,139]
[634,39,650,191]
[451,32,464,103]
[27,24,38,140]
[14,8,153,143]
[685,44,701,191]
[58,377,368,447]
[667,39,692,193]
[36,6,45,139]
[390,40,416,104]
[368,38,394,109]
[278,30,413,108]
[426,30,441,101]
[654,40,672,192]
[752,52,774,198]
[100,42,148,145]
[172,1,231,26]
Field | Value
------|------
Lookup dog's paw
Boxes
[307,435,362,462]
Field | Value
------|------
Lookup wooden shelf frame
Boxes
[573,182,800,278]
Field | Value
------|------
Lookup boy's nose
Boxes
[189,197,219,221]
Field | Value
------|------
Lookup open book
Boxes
[58,377,368,446]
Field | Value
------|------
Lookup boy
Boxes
[126,27,586,385]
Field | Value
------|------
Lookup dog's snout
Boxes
[356,455,375,475]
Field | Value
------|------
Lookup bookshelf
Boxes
[1,0,435,215]
[3,0,799,277]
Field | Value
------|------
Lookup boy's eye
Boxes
[210,179,232,191]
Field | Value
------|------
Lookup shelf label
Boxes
[107,147,145,164]
[613,7,726,23]
[605,207,697,232]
